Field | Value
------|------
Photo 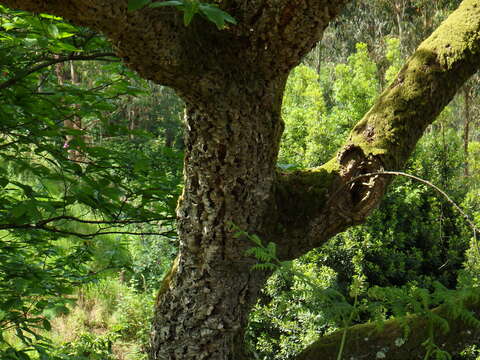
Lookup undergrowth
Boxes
[49,277,155,360]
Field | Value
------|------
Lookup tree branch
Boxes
[224,0,348,75]
[0,214,176,239]
[296,296,480,360]
[274,0,480,260]
[343,171,480,236]
[0,0,347,101]
[34,215,174,226]
[0,222,176,239]
[0,52,118,90]
[0,0,190,88]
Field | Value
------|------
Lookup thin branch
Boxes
[0,52,119,90]
[34,215,175,226]
[0,222,176,239]
[347,171,480,235]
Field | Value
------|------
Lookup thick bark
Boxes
[3,0,480,359]
[150,76,288,359]
[1,1,345,359]
[0,0,346,101]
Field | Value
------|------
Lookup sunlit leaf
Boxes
[199,4,237,29]
[47,24,59,38]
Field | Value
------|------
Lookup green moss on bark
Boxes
[275,159,340,225]
[154,255,180,308]
[346,0,480,170]
[297,298,480,360]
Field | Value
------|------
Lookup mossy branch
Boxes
[274,0,480,260]
[295,296,480,360]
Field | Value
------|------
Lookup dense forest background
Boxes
[1,0,480,359]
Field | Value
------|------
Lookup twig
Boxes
[347,171,479,235]
[0,216,177,239]
[34,215,174,226]
[0,52,119,90]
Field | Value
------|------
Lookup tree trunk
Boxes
[463,84,471,177]
[54,59,83,161]
[150,77,287,360]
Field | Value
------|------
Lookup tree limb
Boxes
[296,296,480,360]
[0,0,347,101]
[343,171,480,236]
[0,52,118,90]
[0,222,176,239]
[0,214,176,238]
[224,0,348,76]
[274,0,480,260]
[34,215,174,226]
[0,0,191,89]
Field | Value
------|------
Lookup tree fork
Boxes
[273,0,480,261]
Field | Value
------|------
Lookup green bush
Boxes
[55,332,118,360]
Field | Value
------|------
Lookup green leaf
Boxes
[0,177,8,188]
[47,24,59,38]
[199,4,237,29]
[57,31,75,39]
[128,0,151,11]
[50,41,79,52]
[39,14,62,20]
[41,319,51,331]
[149,0,183,8]
[1,22,16,30]
[183,0,199,26]
[11,203,28,219]
[24,37,38,46]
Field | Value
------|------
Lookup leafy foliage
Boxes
[1,1,480,360]
[242,229,361,359]
[255,34,479,359]
[0,7,183,358]
[279,42,381,167]
[279,65,325,167]
[128,0,237,29]
[55,332,118,360]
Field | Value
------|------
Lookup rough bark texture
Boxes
[0,2,344,357]
[3,0,480,359]
[0,0,345,101]
[150,76,288,359]
[0,1,345,359]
